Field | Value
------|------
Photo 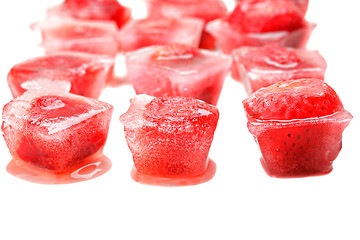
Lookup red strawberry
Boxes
[120,95,219,179]
[2,92,113,172]
[243,78,344,120]
[61,0,131,28]
[242,78,352,177]
[227,0,304,33]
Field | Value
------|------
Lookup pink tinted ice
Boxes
[7,51,114,99]
[125,44,231,105]
[47,0,131,29]
[120,94,219,186]
[34,18,118,56]
[232,45,327,95]
[144,0,227,49]
[117,17,204,52]
[2,89,113,174]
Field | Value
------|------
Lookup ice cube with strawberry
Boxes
[120,95,219,186]
[34,18,118,56]
[144,0,227,49]
[7,51,114,99]
[232,45,327,95]
[117,17,204,52]
[125,44,231,105]
[242,78,352,178]
[47,0,131,29]
[206,0,314,54]
[1,89,113,174]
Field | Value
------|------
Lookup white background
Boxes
[1,1,359,239]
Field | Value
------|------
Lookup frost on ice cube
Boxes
[47,0,131,29]
[7,52,114,99]
[120,95,219,186]
[117,17,204,52]
[1,89,113,175]
[242,79,352,178]
[232,45,327,95]
[34,18,119,56]
[125,44,231,105]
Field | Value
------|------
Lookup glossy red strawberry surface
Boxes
[243,79,352,178]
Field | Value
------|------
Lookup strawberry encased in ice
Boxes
[232,45,327,95]
[144,0,227,49]
[7,52,114,99]
[48,0,131,29]
[2,90,113,173]
[120,95,219,186]
[206,0,314,54]
[125,44,231,105]
[243,79,352,178]
[34,18,118,56]
[117,17,204,52]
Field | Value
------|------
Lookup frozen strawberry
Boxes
[125,44,231,105]
[206,0,314,54]
[229,0,304,33]
[34,18,118,56]
[117,17,204,52]
[7,52,114,99]
[120,95,218,186]
[1,90,113,173]
[48,0,131,29]
[144,0,227,49]
[243,79,353,178]
[232,45,327,95]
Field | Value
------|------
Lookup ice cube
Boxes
[2,89,113,174]
[34,18,119,56]
[232,45,327,95]
[125,44,231,105]
[117,17,204,52]
[120,95,218,186]
[7,51,114,99]
[144,0,227,49]
[47,0,131,29]
[242,79,353,178]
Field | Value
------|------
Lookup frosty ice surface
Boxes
[120,95,219,186]
[2,89,113,173]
